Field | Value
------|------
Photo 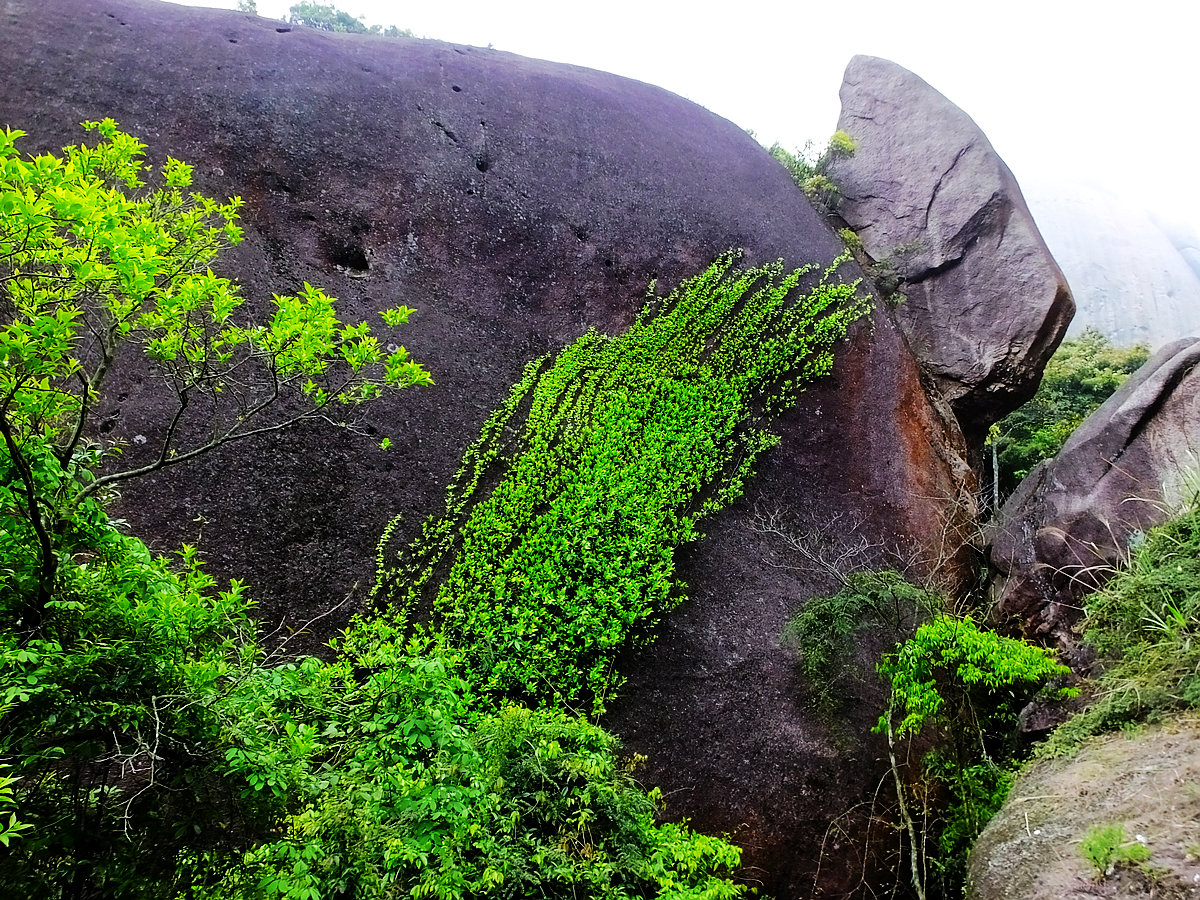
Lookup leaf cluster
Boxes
[878,615,1069,740]
[379,251,870,714]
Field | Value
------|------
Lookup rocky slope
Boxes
[0,3,1072,894]
[969,717,1200,900]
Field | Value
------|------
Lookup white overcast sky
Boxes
[168,0,1199,230]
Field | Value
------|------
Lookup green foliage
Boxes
[1,511,747,899]
[287,3,413,36]
[878,615,1069,740]
[993,329,1148,497]
[838,227,864,255]
[0,519,275,896]
[1040,497,1200,756]
[876,612,1068,897]
[378,251,870,713]
[783,571,938,717]
[215,661,744,900]
[0,119,428,633]
[237,0,258,12]
[768,130,857,210]
[1080,823,1151,878]
[0,761,31,848]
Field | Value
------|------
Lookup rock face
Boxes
[968,718,1200,900]
[1025,183,1200,350]
[988,337,1200,645]
[828,55,1074,439]
[0,3,1029,896]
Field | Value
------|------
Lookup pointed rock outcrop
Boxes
[988,337,1200,644]
[828,55,1074,438]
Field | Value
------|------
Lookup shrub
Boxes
[1080,823,1151,878]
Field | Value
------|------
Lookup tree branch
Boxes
[0,403,56,631]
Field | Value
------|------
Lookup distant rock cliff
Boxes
[1025,183,1200,349]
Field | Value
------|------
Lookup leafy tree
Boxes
[0,119,429,634]
[287,2,413,36]
[991,329,1148,502]
[237,0,258,13]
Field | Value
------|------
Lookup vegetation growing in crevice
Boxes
[1039,487,1200,757]
[988,329,1149,506]
[376,251,871,714]
[769,130,857,212]
[876,614,1069,899]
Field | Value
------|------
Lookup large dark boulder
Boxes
[0,2,985,894]
[988,337,1200,645]
[827,56,1074,439]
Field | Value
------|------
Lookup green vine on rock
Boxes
[376,251,870,713]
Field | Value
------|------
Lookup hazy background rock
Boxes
[1025,182,1200,349]
[988,337,1200,645]
[828,55,1074,439]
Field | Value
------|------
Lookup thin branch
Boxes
[56,369,92,468]
[0,402,56,629]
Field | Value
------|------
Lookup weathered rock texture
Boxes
[0,3,1002,895]
[828,55,1074,438]
[1025,182,1200,350]
[968,717,1200,900]
[989,337,1200,645]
